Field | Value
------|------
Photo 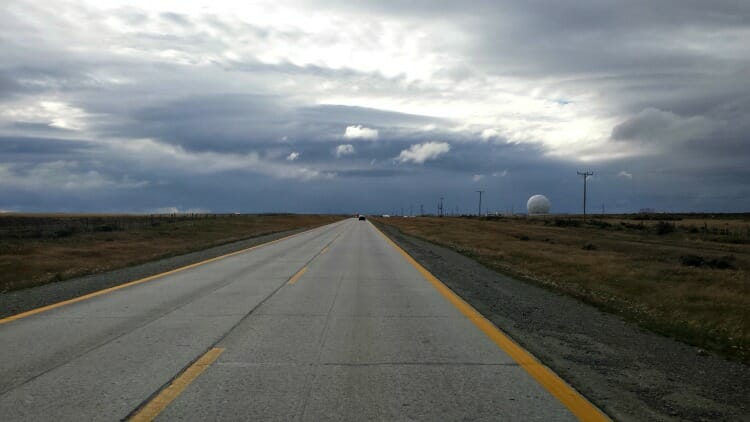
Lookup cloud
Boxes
[0,1,749,213]
[107,138,334,181]
[611,108,716,147]
[1,100,90,132]
[618,171,633,179]
[395,142,450,164]
[150,206,211,214]
[344,125,378,140]
[335,144,355,158]
[0,161,148,191]
[492,170,508,177]
[480,129,499,141]
[286,151,300,161]
[472,174,485,182]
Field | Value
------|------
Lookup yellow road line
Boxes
[372,223,610,422]
[287,232,340,285]
[0,228,317,325]
[287,266,308,285]
[128,347,224,422]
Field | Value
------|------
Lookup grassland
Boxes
[374,214,749,361]
[0,213,342,293]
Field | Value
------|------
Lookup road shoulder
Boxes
[375,222,749,421]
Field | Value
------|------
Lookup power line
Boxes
[476,190,484,216]
[577,171,594,221]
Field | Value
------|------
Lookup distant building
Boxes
[527,195,551,214]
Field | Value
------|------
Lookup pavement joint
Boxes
[123,223,348,421]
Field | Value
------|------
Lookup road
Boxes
[0,219,604,421]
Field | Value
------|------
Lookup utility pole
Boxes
[401,207,404,217]
[438,197,444,217]
[476,190,484,216]
[410,204,413,217]
[420,204,424,216]
[577,171,593,221]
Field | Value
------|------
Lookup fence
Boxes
[0,214,230,240]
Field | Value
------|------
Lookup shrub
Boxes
[94,224,118,232]
[655,221,675,235]
[680,254,704,267]
[620,222,646,230]
[587,220,612,229]
[680,254,736,270]
[706,256,735,270]
[582,243,597,250]
[554,219,580,227]
[53,228,76,238]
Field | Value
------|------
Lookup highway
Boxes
[0,219,605,421]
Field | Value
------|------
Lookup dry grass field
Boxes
[374,214,749,361]
[0,214,342,293]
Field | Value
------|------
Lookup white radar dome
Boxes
[527,194,551,214]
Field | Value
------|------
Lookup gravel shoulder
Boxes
[0,227,311,319]
[376,222,749,422]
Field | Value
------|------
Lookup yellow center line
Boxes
[288,230,342,283]
[287,266,308,285]
[371,222,610,422]
[128,347,224,422]
[0,226,326,325]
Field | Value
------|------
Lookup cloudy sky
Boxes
[1,0,749,214]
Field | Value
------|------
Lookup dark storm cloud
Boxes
[296,105,439,127]
[334,168,405,178]
[112,94,291,152]
[451,0,750,115]
[0,74,24,99]
[611,108,714,145]
[0,0,748,213]
[97,88,445,155]
[0,136,91,155]
[315,0,750,149]
[0,67,89,98]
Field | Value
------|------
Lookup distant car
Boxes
[358,215,366,221]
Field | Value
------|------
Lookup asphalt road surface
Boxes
[0,219,605,421]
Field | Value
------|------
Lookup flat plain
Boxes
[373,214,749,362]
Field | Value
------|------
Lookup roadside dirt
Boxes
[376,222,750,422]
